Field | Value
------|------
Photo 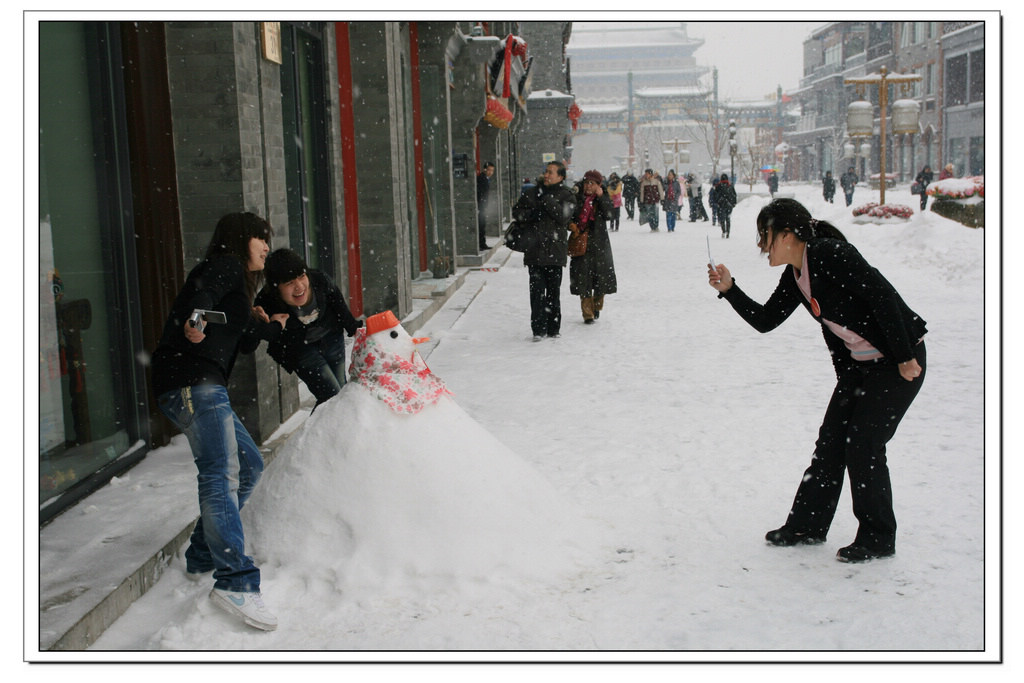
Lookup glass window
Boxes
[281,23,334,274]
[945,53,968,106]
[969,136,984,175]
[39,22,145,513]
[969,49,984,103]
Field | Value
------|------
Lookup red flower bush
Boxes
[852,203,914,220]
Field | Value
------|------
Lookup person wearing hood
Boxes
[713,173,737,238]
[254,248,362,406]
[569,170,618,324]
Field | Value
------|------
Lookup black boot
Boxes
[765,526,826,546]
[836,544,894,563]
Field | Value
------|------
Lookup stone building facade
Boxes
[36,19,574,523]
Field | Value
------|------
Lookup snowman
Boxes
[346,310,450,414]
[244,310,604,594]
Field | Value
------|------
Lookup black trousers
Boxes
[784,342,926,552]
[528,265,563,336]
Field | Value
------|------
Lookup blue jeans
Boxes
[159,385,263,592]
[665,208,677,231]
[294,331,347,404]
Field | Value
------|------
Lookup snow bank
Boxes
[246,384,606,590]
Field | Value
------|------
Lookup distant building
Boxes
[566,22,712,174]
[785,20,985,182]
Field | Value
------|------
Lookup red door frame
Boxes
[335,22,363,316]
[409,22,429,274]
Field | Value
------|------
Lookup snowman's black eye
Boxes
[390,330,399,338]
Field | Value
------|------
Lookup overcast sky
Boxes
[684,21,826,101]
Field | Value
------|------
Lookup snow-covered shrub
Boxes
[927,176,984,200]
[851,202,914,222]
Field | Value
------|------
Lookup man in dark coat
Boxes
[840,167,858,206]
[477,162,495,250]
[714,173,737,238]
[822,171,837,203]
[511,160,577,340]
[621,171,640,220]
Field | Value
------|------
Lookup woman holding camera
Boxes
[707,198,927,563]
[151,212,287,630]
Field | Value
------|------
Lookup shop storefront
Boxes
[38,22,152,522]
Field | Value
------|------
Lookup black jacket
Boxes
[720,238,927,378]
[254,269,360,373]
[512,181,577,267]
[152,254,281,395]
[569,190,617,296]
[714,180,737,211]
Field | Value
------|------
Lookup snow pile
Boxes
[246,384,605,588]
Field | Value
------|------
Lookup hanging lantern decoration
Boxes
[483,96,514,129]
[843,141,856,158]
[679,148,690,164]
[860,141,872,158]
[846,100,874,137]
[891,98,921,135]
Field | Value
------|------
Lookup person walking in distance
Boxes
[840,166,858,206]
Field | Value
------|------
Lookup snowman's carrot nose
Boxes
[412,337,430,345]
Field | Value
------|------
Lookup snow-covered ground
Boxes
[82,184,996,663]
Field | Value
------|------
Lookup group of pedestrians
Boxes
[823,163,950,212]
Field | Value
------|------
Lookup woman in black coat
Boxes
[708,198,926,563]
[151,212,286,630]
[569,170,618,323]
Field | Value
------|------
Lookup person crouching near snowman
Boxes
[255,248,362,407]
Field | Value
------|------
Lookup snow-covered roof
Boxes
[527,88,572,100]
[636,85,711,98]
[576,102,628,114]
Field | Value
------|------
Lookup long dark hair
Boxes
[755,198,846,251]
[205,212,274,303]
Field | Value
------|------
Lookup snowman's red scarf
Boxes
[348,328,451,414]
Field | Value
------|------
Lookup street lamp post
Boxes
[844,65,921,206]
[728,119,737,183]
[662,138,690,176]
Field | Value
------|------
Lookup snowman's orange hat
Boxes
[365,310,429,344]
[365,310,401,336]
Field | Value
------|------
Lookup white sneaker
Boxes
[210,588,278,631]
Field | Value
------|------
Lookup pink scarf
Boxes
[577,195,596,227]
[348,328,451,414]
